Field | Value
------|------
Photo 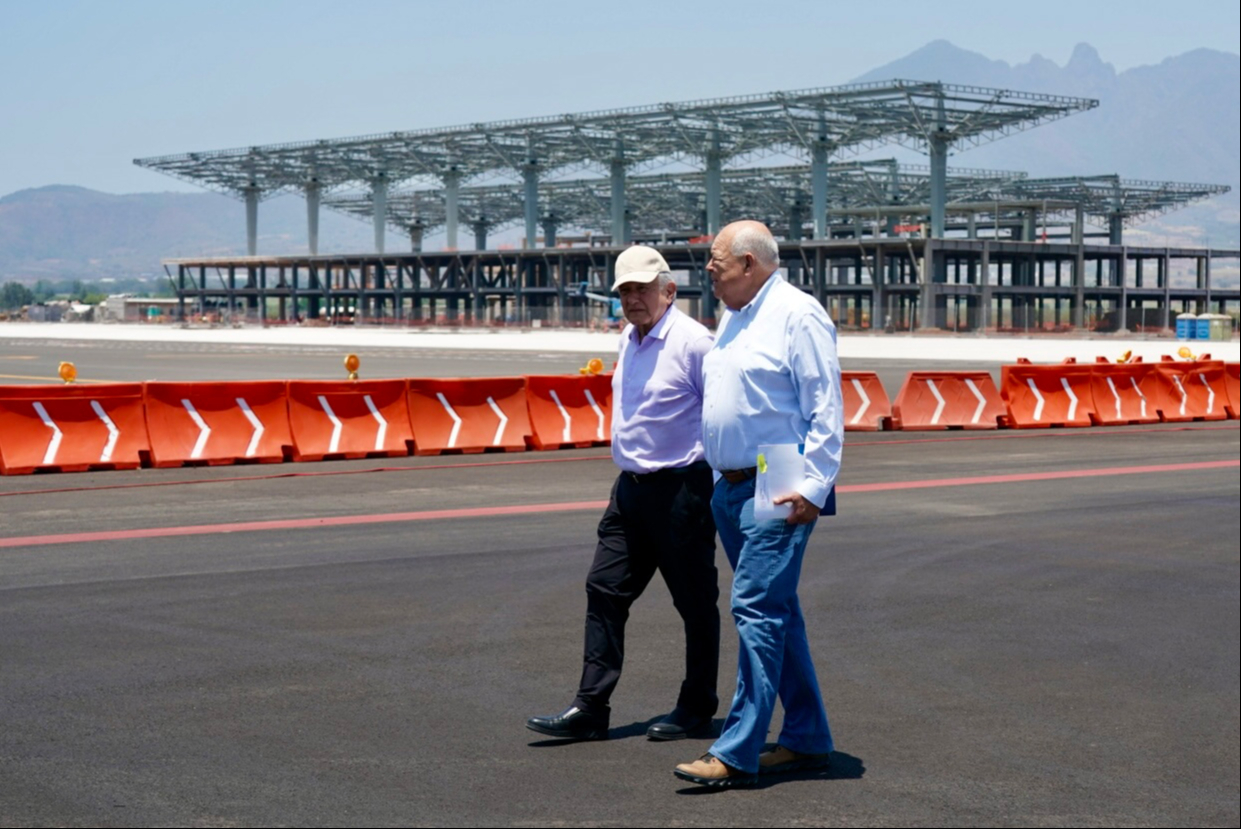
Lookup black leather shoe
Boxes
[647,708,714,741]
[527,706,609,741]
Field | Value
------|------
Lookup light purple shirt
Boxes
[611,305,715,474]
[702,274,844,508]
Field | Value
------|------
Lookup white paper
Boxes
[754,443,804,522]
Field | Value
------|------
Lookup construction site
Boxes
[134,79,1239,333]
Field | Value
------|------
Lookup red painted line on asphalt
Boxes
[1,460,1236,550]
[840,460,1239,493]
[0,423,1234,500]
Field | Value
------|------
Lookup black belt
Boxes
[719,467,758,484]
[625,460,709,484]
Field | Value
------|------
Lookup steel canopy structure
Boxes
[320,160,1030,247]
[998,175,1233,242]
[134,79,1098,254]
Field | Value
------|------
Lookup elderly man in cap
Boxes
[674,220,842,788]
[527,246,721,742]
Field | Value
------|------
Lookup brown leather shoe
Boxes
[758,745,832,775]
[673,754,758,788]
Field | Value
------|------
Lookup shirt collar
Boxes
[629,303,679,345]
[737,272,783,316]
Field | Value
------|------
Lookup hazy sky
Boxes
[1,0,1237,196]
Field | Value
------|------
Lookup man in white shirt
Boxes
[527,246,721,743]
[675,221,843,788]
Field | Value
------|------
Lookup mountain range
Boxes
[1,40,1237,283]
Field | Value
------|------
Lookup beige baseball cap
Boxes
[610,245,670,291]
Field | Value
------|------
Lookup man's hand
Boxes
[773,493,818,525]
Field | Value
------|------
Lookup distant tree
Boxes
[32,280,55,302]
[1,282,36,310]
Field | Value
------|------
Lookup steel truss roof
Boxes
[133,80,1097,199]
[994,175,1232,227]
[322,161,1029,238]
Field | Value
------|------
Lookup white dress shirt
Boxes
[611,305,715,474]
[702,274,844,509]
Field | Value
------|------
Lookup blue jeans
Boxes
[709,478,834,774]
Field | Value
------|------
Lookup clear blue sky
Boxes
[1,0,1237,196]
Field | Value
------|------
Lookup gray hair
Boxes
[730,225,780,268]
[656,272,675,289]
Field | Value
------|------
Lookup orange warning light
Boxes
[1177,346,1198,362]
[344,353,360,381]
[58,362,77,384]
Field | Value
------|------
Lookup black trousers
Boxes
[573,461,720,718]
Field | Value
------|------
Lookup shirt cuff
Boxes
[797,478,830,510]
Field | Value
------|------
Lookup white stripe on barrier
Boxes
[1173,376,1188,417]
[181,399,211,459]
[850,378,871,426]
[1131,379,1149,420]
[1061,378,1079,422]
[236,398,264,457]
[486,396,508,446]
[585,390,605,441]
[318,396,343,454]
[1027,379,1046,422]
[1199,374,1216,415]
[91,401,119,463]
[436,393,462,449]
[1106,378,1123,420]
[549,390,572,442]
[32,402,63,466]
[926,379,946,425]
[965,379,987,425]
[364,395,388,451]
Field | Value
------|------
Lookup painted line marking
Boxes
[32,402,63,465]
[2,460,1235,550]
[1173,376,1189,416]
[1106,378,1124,420]
[182,399,211,459]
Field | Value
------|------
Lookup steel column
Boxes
[611,143,628,245]
[706,128,723,236]
[305,182,321,256]
[444,169,461,250]
[244,186,259,256]
[371,175,388,254]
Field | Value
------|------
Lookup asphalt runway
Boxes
[0,336,1000,400]
[1,343,1239,827]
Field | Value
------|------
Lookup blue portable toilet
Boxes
[1195,316,1212,341]
[1176,314,1198,340]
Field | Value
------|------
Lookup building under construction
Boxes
[136,79,1238,332]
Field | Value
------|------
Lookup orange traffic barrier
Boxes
[891,371,1006,431]
[407,378,532,455]
[1225,363,1239,420]
[1147,359,1230,423]
[0,384,149,475]
[525,374,613,450]
[1088,360,1161,426]
[143,381,292,468]
[841,372,892,432]
[1001,359,1097,429]
[286,379,414,461]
